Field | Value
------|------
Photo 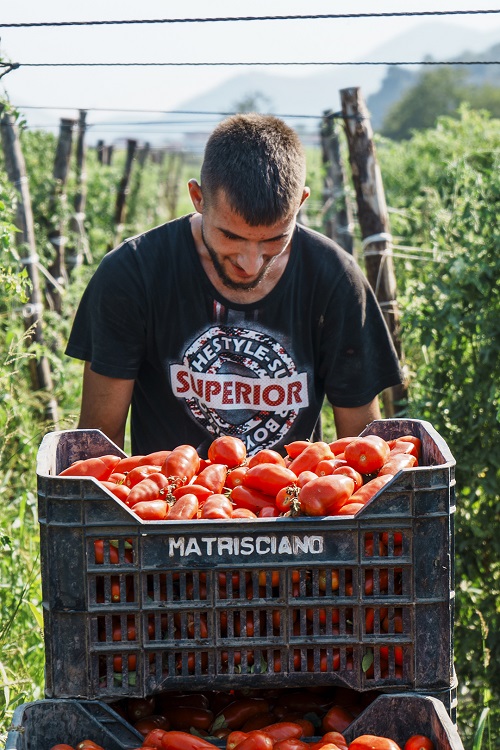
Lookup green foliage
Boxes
[381,66,500,140]
[0,101,498,748]
[377,107,500,744]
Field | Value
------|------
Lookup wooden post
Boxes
[47,117,75,312]
[67,110,89,271]
[112,138,137,246]
[340,87,407,416]
[320,110,355,255]
[96,139,105,164]
[165,150,184,220]
[126,142,150,224]
[0,106,59,426]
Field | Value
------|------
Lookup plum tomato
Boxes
[344,436,390,474]
[208,436,247,468]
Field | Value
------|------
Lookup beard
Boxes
[201,222,272,292]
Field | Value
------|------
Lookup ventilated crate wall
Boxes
[6,695,465,750]
[37,419,456,701]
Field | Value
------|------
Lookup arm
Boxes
[77,362,135,449]
[332,397,381,439]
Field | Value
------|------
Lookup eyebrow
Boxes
[218,227,289,242]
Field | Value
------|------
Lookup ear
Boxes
[300,186,311,207]
[188,179,204,213]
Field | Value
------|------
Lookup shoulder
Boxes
[294,223,364,283]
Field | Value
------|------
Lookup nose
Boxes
[235,246,265,276]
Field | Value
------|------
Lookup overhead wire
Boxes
[12,59,500,67]
[1,9,500,28]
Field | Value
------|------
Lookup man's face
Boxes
[200,190,298,292]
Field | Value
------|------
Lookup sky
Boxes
[1,0,500,137]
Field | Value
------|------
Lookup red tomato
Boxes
[225,466,249,489]
[344,436,390,474]
[317,732,347,750]
[208,436,247,468]
[378,454,417,475]
[404,736,434,750]
[215,698,270,730]
[127,473,171,506]
[348,735,402,750]
[161,707,214,732]
[76,742,105,750]
[288,442,334,475]
[299,475,354,516]
[126,696,156,722]
[244,464,297,497]
[132,499,169,520]
[388,439,420,460]
[316,458,347,476]
[284,440,311,459]
[321,705,355,733]
[59,454,121,480]
[195,463,228,493]
[328,436,357,455]
[296,470,317,488]
[349,474,394,506]
[134,715,170,737]
[142,728,170,749]
[231,484,276,512]
[100,481,131,503]
[258,505,281,518]
[138,450,171,466]
[199,493,233,519]
[248,449,286,468]
[161,445,200,485]
[113,455,145,473]
[49,746,75,750]
[125,465,163,488]
[159,730,221,750]
[235,732,275,750]
[232,507,258,519]
[256,723,304,742]
[332,465,363,491]
[167,493,199,520]
[172,484,212,503]
[273,740,310,750]
[335,502,364,516]
[275,485,301,513]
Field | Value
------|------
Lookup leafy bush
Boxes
[377,106,500,743]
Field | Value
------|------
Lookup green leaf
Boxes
[362,650,374,672]
[26,601,44,630]
[473,707,490,750]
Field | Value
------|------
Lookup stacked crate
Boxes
[7,419,461,749]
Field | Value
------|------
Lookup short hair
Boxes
[200,113,307,226]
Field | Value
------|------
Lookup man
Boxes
[66,114,403,456]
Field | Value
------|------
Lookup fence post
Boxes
[340,87,407,416]
[126,141,150,224]
[0,106,59,425]
[47,117,75,312]
[112,138,137,246]
[67,110,90,271]
[320,110,354,255]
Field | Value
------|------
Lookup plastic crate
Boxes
[5,693,464,750]
[37,419,456,700]
[5,699,143,750]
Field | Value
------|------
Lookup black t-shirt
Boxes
[66,214,403,456]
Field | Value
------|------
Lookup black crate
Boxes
[4,699,143,750]
[5,694,464,750]
[37,419,456,700]
[343,693,464,750]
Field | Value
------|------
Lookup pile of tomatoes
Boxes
[48,686,434,750]
[58,432,421,522]
[48,688,435,750]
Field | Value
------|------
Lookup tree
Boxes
[381,67,467,140]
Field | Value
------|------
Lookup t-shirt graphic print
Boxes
[170,324,309,453]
